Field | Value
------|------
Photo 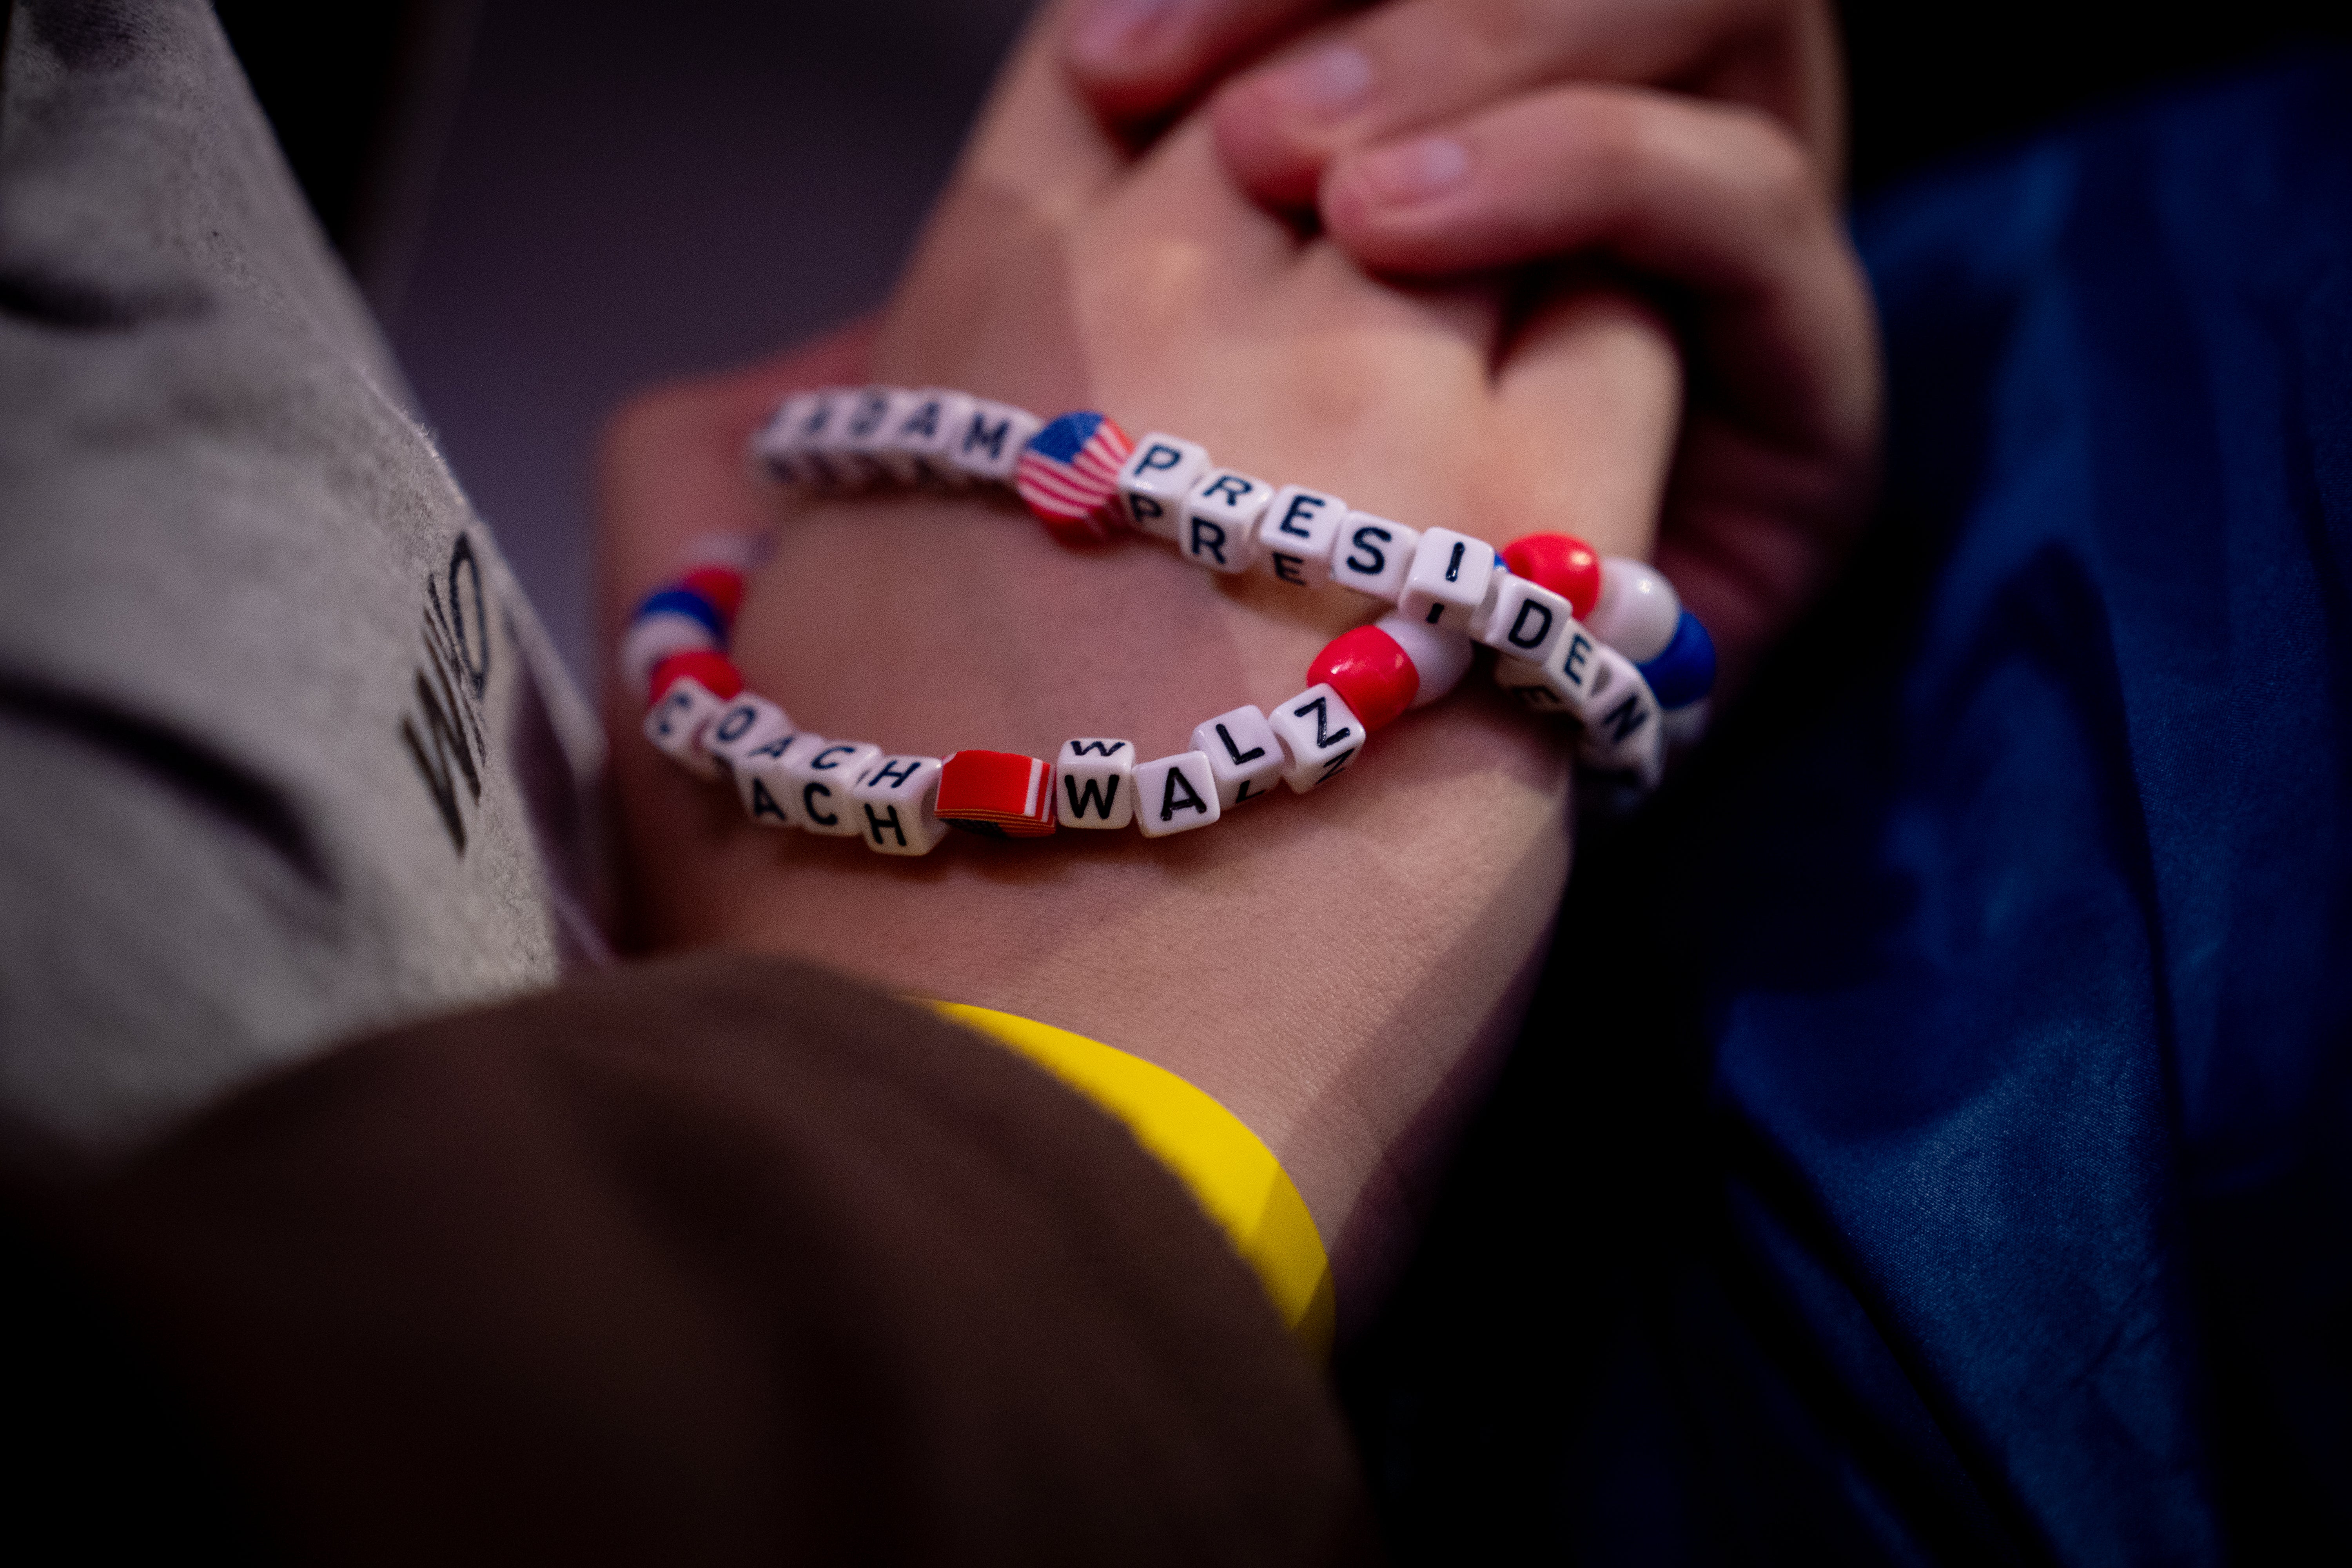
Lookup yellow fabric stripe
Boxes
[928,1000,1335,1357]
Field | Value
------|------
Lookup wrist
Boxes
[608,486,1573,1311]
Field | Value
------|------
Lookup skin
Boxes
[599,2,1681,1320]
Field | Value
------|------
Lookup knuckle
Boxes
[1721,109,1825,236]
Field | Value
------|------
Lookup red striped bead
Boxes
[1501,534,1602,619]
[1308,624,1417,732]
[647,650,742,706]
[679,566,746,621]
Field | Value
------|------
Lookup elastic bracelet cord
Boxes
[622,386,1718,855]
[927,1000,1337,1358]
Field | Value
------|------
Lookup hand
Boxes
[599,2,1682,1318]
[1066,0,1881,687]
[1067,0,1845,194]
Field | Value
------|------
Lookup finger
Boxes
[1321,84,1877,457]
[1209,0,1828,207]
[1486,284,1682,560]
[952,0,1137,222]
[596,316,877,637]
[1063,0,1339,125]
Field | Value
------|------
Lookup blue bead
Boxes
[1638,609,1716,709]
[633,585,728,642]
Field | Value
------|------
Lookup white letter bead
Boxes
[1372,611,1474,708]
[1537,620,1613,722]
[948,399,1044,484]
[1585,557,1682,663]
[1330,513,1419,602]
[1494,655,1573,717]
[840,386,909,484]
[787,740,884,836]
[1399,528,1497,633]
[882,389,973,486]
[1055,738,1137,829]
[619,611,717,702]
[1132,751,1223,837]
[850,755,949,855]
[1576,646,1664,788]
[702,694,795,777]
[797,387,868,490]
[1114,435,1210,542]
[643,678,729,779]
[750,393,815,486]
[1269,683,1364,794]
[1180,470,1271,573]
[1472,575,1573,667]
[1256,486,1345,588]
[1189,705,1286,809]
[733,730,826,828]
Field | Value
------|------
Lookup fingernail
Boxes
[1352,136,1470,205]
[1070,0,1189,70]
[1258,43,1373,120]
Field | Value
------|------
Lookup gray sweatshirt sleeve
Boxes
[0,0,606,1167]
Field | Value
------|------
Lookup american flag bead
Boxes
[1014,412,1135,541]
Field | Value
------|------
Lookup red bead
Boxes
[1308,625,1418,732]
[679,566,745,621]
[935,750,1058,837]
[646,650,742,706]
[1501,534,1602,619]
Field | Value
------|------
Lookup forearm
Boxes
[612,487,1573,1304]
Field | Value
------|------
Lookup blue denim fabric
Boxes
[1343,52,2352,1566]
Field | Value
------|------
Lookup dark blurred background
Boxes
[211,0,2349,684]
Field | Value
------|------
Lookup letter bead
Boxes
[1534,620,1611,722]
[841,386,911,485]
[882,388,975,486]
[1132,751,1223,837]
[1180,469,1272,573]
[1330,513,1419,602]
[1307,626,1416,732]
[750,393,815,486]
[702,693,794,778]
[1575,646,1664,788]
[798,387,871,491]
[732,728,826,828]
[1269,683,1364,794]
[1189,706,1287,808]
[1399,528,1496,634]
[850,755,949,855]
[1585,557,1682,663]
[788,740,885,837]
[1114,434,1210,542]
[643,677,730,779]
[947,399,1045,485]
[1500,533,1602,619]
[1258,485,1345,588]
[1471,574,1573,667]
[1494,655,1571,716]
[936,750,1058,837]
[1056,738,1137,829]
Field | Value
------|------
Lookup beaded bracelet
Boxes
[619,386,1716,856]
